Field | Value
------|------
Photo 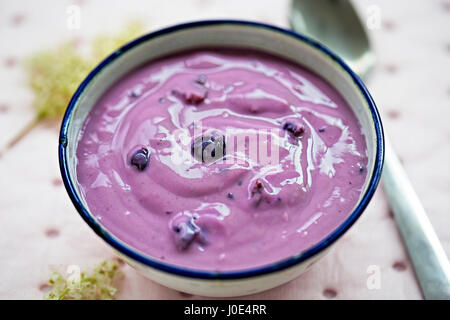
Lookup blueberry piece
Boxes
[171,89,206,105]
[130,147,150,171]
[318,127,326,133]
[251,179,277,208]
[185,92,206,105]
[173,219,201,250]
[358,164,365,174]
[251,179,265,207]
[195,74,207,86]
[227,192,234,199]
[251,179,264,196]
[191,134,226,163]
[282,122,295,132]
[283,122,305,137]
[129,90,140,98]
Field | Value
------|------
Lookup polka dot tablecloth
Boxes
[0,0,449,300]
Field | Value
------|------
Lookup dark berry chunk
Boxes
[191,134,226,163]
[318,127,326,133]
[129,90,140,98]
[251,179,264,196]
[172,89,207,105]
[250,180,283,208]
[173,219,203,250]
[227,192,234,199]
[358,163,365,174]
[185,92,206,105]
[251,179,265,207]
[283,122,305,137]
[130,147,150,171]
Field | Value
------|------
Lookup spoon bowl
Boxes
[290,0,375,79]
[289,0,450,299]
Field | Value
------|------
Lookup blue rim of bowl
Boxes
[59,20,384,280]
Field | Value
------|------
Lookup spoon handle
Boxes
[382,138,450,299]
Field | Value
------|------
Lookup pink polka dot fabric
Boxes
[0,0,448,299]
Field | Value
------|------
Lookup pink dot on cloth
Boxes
[4,57,17,68]
[45,228,60,238]
[0,104,9,113]
[39,283,51,293]
[387,110,401,119]
[179,291,193,298]
[393,261,408,271]
[323,288,338,298]
[51,178,63,186]
[384,64,398,73]
[10,13,26,26]
[382,20,396,31]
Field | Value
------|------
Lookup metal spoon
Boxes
[290,0,450,299]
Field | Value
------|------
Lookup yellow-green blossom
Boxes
[44,260,122,300]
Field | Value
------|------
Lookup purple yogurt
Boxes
[75,49,368,271]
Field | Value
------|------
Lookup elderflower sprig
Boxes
[44,260,122,300]
[4,21,146,150]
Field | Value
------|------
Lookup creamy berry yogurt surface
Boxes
[76,49,368,271]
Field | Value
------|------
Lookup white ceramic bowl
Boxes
[59,20,384,297]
